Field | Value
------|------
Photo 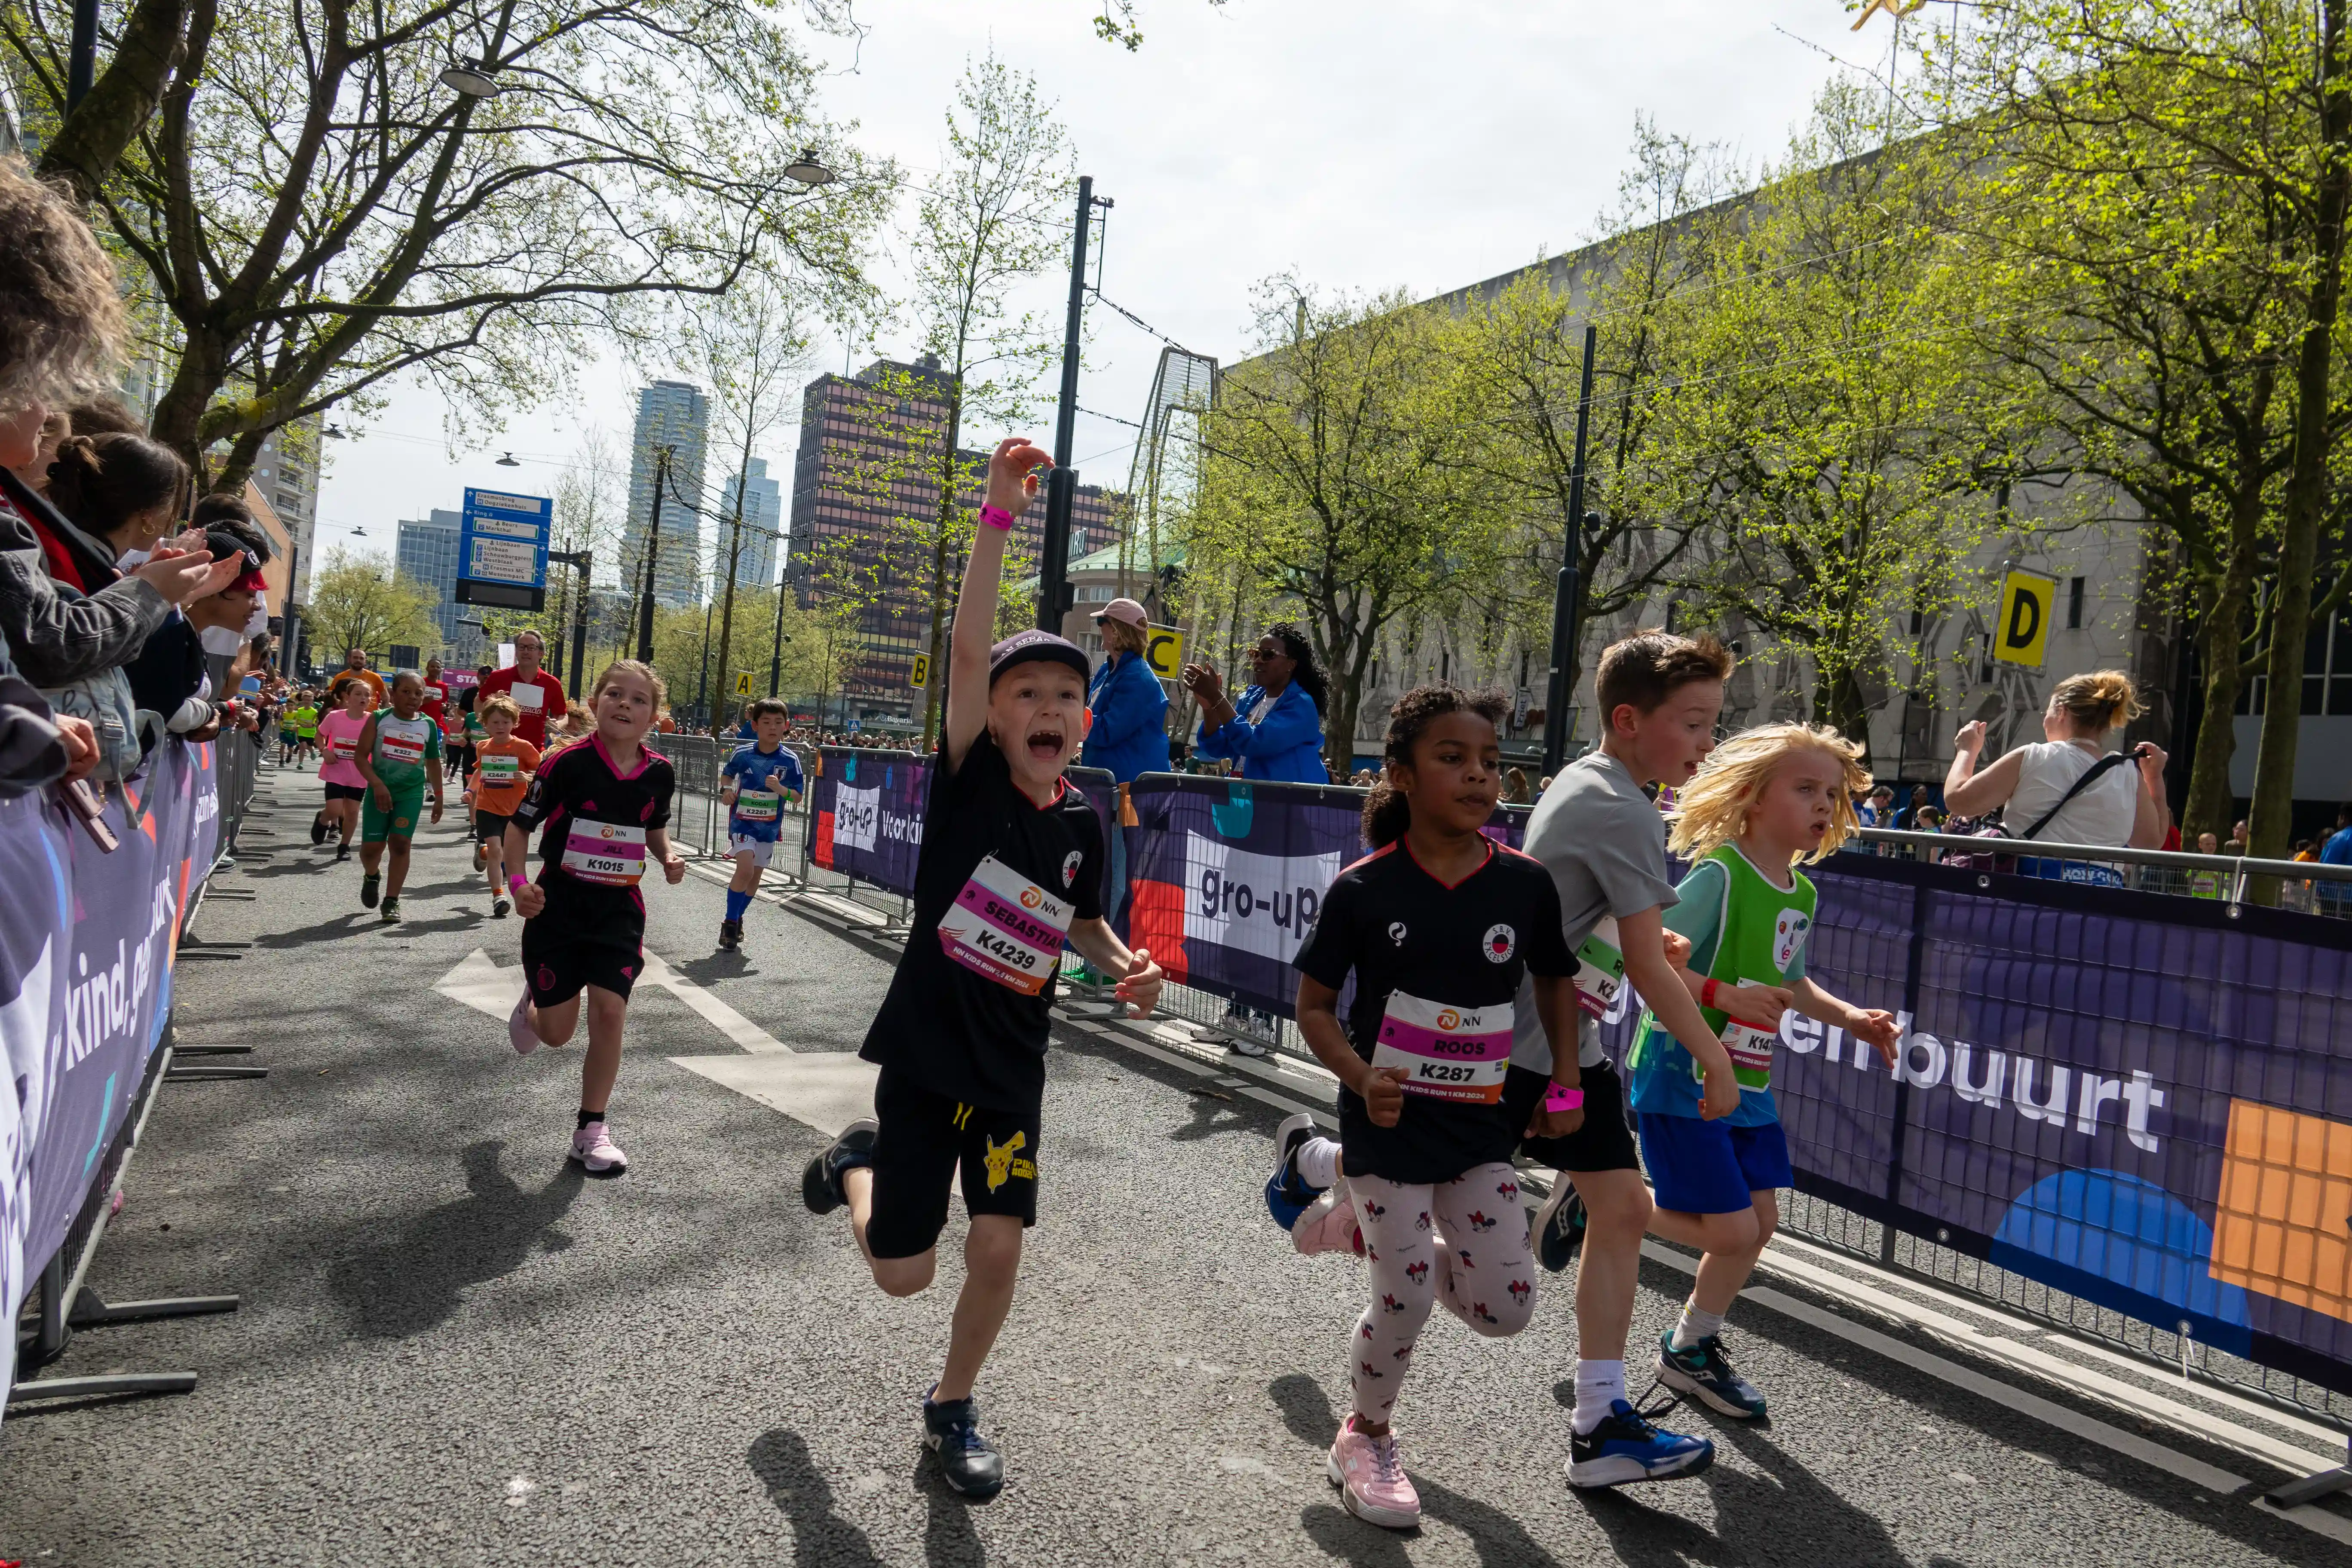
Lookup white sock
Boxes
[1571,1359,1626,1433]
[1670,1299,1726,1351]
[1294,1136,1341,1191]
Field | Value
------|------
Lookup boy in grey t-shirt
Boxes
[1505,631,1749,1491]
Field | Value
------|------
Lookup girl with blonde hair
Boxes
[1943,669,2172,884]
[1624,722,1901,1422]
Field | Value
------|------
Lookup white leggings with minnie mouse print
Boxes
[1347,1163,1537,1421]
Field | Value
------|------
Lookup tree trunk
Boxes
[2248,0,2352,885]
[148,321,229,477]
[2182,565,2253,842]
[921,385,964,753]
[34,0,196,202]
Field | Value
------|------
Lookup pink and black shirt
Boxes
[508,735,675,925]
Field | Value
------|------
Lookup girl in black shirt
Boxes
[1288,685,1581,1531]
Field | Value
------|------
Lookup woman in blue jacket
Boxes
[1080,598,1170,783]
[1183,625,1329,784]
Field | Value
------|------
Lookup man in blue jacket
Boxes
[1182,626,1329,785]
[1080,598,1170,783]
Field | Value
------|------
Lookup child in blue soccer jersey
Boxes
[718,697,804,951]
[1629,722,1900,1421]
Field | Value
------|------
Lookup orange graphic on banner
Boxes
[1126,879,1189,983]
[2211,1099,2352,1324]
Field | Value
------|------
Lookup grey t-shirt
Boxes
[1509,750,1680,1071]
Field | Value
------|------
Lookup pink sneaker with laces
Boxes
[508,988,540,1056]
[570,1120,627,1174]
[1327,1413,1420,1529]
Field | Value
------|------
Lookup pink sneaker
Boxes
[1327,1413,1420,1529]
[570,1120,627,1174]
[1293,1183,1366,1258]
[508,988,540,1056]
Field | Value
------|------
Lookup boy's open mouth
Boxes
[1025,726,1065,761]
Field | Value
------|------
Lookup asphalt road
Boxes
[0,760,2343,1567]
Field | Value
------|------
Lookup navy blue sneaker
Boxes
[1531,1179,1586,1273]
[924,1388,1004,1499]
[1264,1112,1325,1231]
[800,1119,877,1216]
[1656,1330,1768,1419]
[1567,1398,1715,1488]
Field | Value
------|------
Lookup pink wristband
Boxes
[1543,1082,1585,1113]
[979,504,1014,532]
[508,874,527,893]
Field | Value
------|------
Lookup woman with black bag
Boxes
[1942,671,2171,886]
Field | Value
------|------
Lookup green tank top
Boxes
[1646,845,1817,1093]
[371,713,441,789]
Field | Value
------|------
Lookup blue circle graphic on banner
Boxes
[1988,1168,2252,1355]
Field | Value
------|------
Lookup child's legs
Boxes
[729,848,761,893]
[1426,1163,1537,1339]
[1689,1190,1778,1314]
[1637,1112,1767,1306]
[938,1214,1024,1402]
[358,839,383,875]
[578,983,627,1113]
[484,832,505,892]
[383,836,411,895]
[844,1166,939,1298]
[1349,1173,1440,1427]
[1567,1165,1654,1361]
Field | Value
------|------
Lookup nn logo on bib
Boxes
[1020,886,1044,910]
[1437,1009,1461,1031]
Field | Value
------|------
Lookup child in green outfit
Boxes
[354,670,446,922]
[1626,722,1900,1421]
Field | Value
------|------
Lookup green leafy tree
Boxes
[303,548,443,662]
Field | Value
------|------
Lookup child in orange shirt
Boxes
[471,695,542,918]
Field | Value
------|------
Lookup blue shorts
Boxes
[1637,1114,1793,1216]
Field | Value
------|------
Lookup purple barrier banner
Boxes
[807,749,928,897]
[1,741,220,1369]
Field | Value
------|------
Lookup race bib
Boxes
[562,821,646,886]
[1703,978,1779,1089]
[327,733,356,761]
[1371,990,1513,1105]
[380,731,426,764]
[478,754,520,786]
[937,854,1072,996]
[513,684,545,712]
[735,788,779,823]
[1573,917,1626,1018]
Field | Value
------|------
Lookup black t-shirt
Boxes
[1295,838,1574,1184]
[508,737,676,936]
[861,732,1105,1113]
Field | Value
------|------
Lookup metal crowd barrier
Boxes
[214,729,262,866]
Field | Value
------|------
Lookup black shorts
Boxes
[1504,1059,1639,1174]
[474,809,512,844]
[864,1068,1041,1259]
[520,913,645,1006]
[322,782,368,802]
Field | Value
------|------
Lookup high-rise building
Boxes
[784,358,1124,726]
[713,456,784,593]
[396,508,482,662]
[623,380,709,608]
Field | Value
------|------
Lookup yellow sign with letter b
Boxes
[910,654,930,690]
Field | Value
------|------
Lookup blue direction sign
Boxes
[455,487,552,611]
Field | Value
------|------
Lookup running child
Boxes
[799,437,1163,1502]
[502,659,684,1175]
[1277,684,1577,1531]
[277,698,302,765]
[469,695,540,918]
[717,698,804,950]
[1630,723,1899,1418]
[352,670,446,921]
[311,680,373,858]
[294,692,321,764]
[462,693,490,864]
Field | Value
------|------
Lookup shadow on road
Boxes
[252,913,378,948]
[328,1139,582,1339]
[747,1429,889,1566]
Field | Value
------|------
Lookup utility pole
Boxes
[636,444,671,664]
[547,548,592,698]
[1540,325,1599,778]
[1038,175,1112,632]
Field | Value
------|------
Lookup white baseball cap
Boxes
[1093,597,1148,628]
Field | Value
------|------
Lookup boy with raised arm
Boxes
[801,437,1164,1501]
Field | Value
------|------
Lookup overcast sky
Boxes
[312,0,1895,574]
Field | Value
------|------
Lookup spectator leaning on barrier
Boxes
[1181,623,1330,785]
[1942,671,2171,886]
[1079,597,1169,784]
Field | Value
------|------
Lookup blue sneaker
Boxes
[1264,1112,1325,1231]
[1656,1330,1768,1419]
[1567,1398,1715,1488]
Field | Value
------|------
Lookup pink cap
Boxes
[1093,597,1148,629]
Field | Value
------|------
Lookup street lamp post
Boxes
[1037,175,1112,632]
[636,444,671,664]
[1540,325,1599,778]
[546,548,593,698]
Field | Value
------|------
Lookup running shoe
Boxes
[801,1118,879,1215]
[923,1388,1004,1499]
[1656,1331,1768,1420]
[334,844,350,862]
[508,989,540,1057]
[380,897,401,923]
[1229,1035,1270,1059]
[570,1119,627,1174]
[1531,1179,1587,1274]
[1264,1112,1325,1230]
[1291,1185,1365,1257]
[310,814,328,846]
[718,918,743,951]
[360,872,380,908]
[492,896,511,919]
[473,843,487,871]
[1327,1414,1420,1530]
[1566,1398,1715,1488]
